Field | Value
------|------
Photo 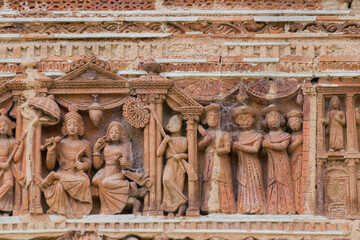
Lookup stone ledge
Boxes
[0,215,351,240]
[0,10,351,17]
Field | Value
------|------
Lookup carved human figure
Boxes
[92,121,151,215]
[157,115,188,216]
[36,105,92,218]
[0,109,24,216]
[232,106,266,214]
[198,103,236,213]
[286,110,303,214]
[323,96,346,152]
[261,105,295,214]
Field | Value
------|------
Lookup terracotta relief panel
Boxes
[323,96,346,153]
[11,0,156,11]
[317,87,360,218]
[0,55,309,219]
[163,0,321,10]
[324,167,349,216]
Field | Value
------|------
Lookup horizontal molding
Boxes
[0,10,351,17]
[0,59,22,63]
[254,16,316,22]
[160,71,360,78]
[224,42,291,46]
[155,59,208,64]
[0,33,172,40]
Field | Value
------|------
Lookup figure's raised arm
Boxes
[93,136,106,170]
[264,138,290,151]
[157,135,171,157]
[217,133,231,155]
[45,137,59,171]
[288,136,303,154]
[234,137,262,153]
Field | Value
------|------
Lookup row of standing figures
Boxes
[163,103,304,216]
[0,102,303,218]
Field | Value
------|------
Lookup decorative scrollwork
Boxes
[123,98,150,128]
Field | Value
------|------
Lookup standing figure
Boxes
[323,96,346,152]
[198,104,236,214]
[0,109,23,216]
[286,110,303,214]
[261,105,295,214]
[232,106,266,214]
[157,115,188,216]
[92,121,151,215]
[36,105,92,218]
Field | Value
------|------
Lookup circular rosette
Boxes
[123,98,150,128]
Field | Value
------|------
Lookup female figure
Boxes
[157,115,188,216]
[286,110,303,214]
[38,105,92,218]
[232,106,266,214]
[198,104,236,214]
[0,109,23,216]
[93,121,150,215]
[261,105,295,214]
[323,96,346,152]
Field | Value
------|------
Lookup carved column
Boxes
[141,94,164,215]
[316,158,326,215]
[29,123,43,214]
[143,116,150,213]
[346,93,357,152]
[12,97,23,216]
[302,85,317,214]
[20,113,29,215]
[183,114,200,216]
[155,96,165,215]
[346,158,359,215]
[317,94,325,152]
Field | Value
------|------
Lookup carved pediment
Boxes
[56,53,127,83]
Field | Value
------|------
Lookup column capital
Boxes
[138,94,166,103]
[345,158,359,168]
[317,158,327,168]
[301,85,317,96]
[180,106,202,122]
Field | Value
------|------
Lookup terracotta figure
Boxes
[92,121,151,215]
[36,105,92,218]
[0,109,24,216]
[198,103,236,214]
[157,115,188,216]
[286,110,303,214]
[232,106,266,214]
[323,96,346,152]
[261,104,296,214]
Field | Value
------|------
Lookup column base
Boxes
[186,208,200,216]
[142,210,158,216]
[30,205,43,214]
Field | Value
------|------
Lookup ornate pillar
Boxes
[141,94,165,215]
[302,84,317,214]
[20,111,29,215]
[346,158,359,216]
[155,97,164,215]
[29,123,43,214]
[346,93,357,152]
[143,117,150,213]
[12,96,23,216]
[316,158,326,215]
[182,110,201,216]
[317,94,325,153]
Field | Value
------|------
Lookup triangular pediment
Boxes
[166,85,203,115]
[56,53,127,82]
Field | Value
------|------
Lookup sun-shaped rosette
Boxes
[122,98,150,128]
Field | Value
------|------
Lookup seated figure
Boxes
[36,105,92,218]
[92,121,151,215]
